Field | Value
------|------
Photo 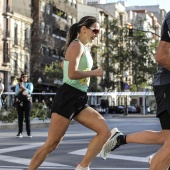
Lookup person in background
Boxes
[28,16,111,170]
[0,78,4,110]
[47,97,53,110]
[100,98,109,116]
[100,11,170,170]
[105,99,109,116]
[15,73,33,138]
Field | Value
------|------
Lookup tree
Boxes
[99,18,158,92]
[42,61,63,84]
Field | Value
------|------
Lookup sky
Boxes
[107,0,169,12]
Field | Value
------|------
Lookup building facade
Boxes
[1,0,32,92]
[31,0,77,93]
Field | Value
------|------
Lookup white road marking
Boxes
[0,154,71,167]
[0,143,43,154]
[0,140,152,169]
[69,148,149,163]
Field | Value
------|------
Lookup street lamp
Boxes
[38,78,42,102]
[124,71,129,115]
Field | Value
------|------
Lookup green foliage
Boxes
[31,102,51,121]
[0,106,18,123]
[42,61,63,83]
[100,18,158,91]
[0,103,51,123]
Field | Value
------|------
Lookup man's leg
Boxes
[150,130,170,170]
[100,129,164,160]
[150,111,170,170]
[126,130,164,144]
[28,113,70,170]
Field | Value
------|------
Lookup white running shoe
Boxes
[148,155,153,164]
[75,164,90,170]
[100,128,123,160]
[16,133,22,138]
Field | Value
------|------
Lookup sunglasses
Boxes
[22,76,28,78]
[88,27,100,34]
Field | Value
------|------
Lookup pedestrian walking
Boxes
[15,73,34,138]
[28,16,111,170]
[100,11,170,170]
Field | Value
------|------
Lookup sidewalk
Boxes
[0,119,51,130]
[0,113,156,130]
[111,113,156,118]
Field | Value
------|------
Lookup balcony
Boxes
[2,5,12,18]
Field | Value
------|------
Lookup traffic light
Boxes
[129,25,133,36]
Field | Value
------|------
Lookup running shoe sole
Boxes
[100,128,122,160]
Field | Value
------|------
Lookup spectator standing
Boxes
[47,97,53,110]
[105,99,109,115]
[15,73,33,138]
[100,98,109,115]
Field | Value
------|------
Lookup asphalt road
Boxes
[0,116,161,170]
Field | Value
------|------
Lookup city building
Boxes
[31,0,77,95]
[0,0,33,92]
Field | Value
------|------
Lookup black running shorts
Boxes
[158,110,170,129]
[51,83,89,120]
[153,83,170,117]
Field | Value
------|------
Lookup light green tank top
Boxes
[63,39,93,92]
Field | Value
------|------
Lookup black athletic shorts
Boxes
[51,83,89,120]
[153,83,170,117]
[158,110,170,129]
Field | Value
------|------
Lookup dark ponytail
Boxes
[63,16,98,54]
[63,23,79,53]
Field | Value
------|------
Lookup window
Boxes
[46,25,50,34]
[24,55,28,72]
[41,1,45,12]
[14,23,18,45]
[53,26,60,37]
[119,14,123,26]
[68,16,73,25]
[46,4,51,14]
[3,41,8,62]
[40,22,45,33]
[24,28,29,47]
[41,46,46,55]
[60,30,66,38]
[13,53,18,75]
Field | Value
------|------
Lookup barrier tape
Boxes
[3,92,154,96]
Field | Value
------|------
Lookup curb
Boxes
[0,114,156,130]
[0,120,76,130]
[0,122,51,130]
[111,113,156,118]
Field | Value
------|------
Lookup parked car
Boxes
[127,105,137,113]
[112,105,124,113]
[135,106,141,113]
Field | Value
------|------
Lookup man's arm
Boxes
[155,41,170,71]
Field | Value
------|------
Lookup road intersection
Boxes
[0,117,160,170]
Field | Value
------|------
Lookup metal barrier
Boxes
[2,91,155,115]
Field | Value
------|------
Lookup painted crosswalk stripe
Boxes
[0,155,72,167]
[69,148,149,163]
